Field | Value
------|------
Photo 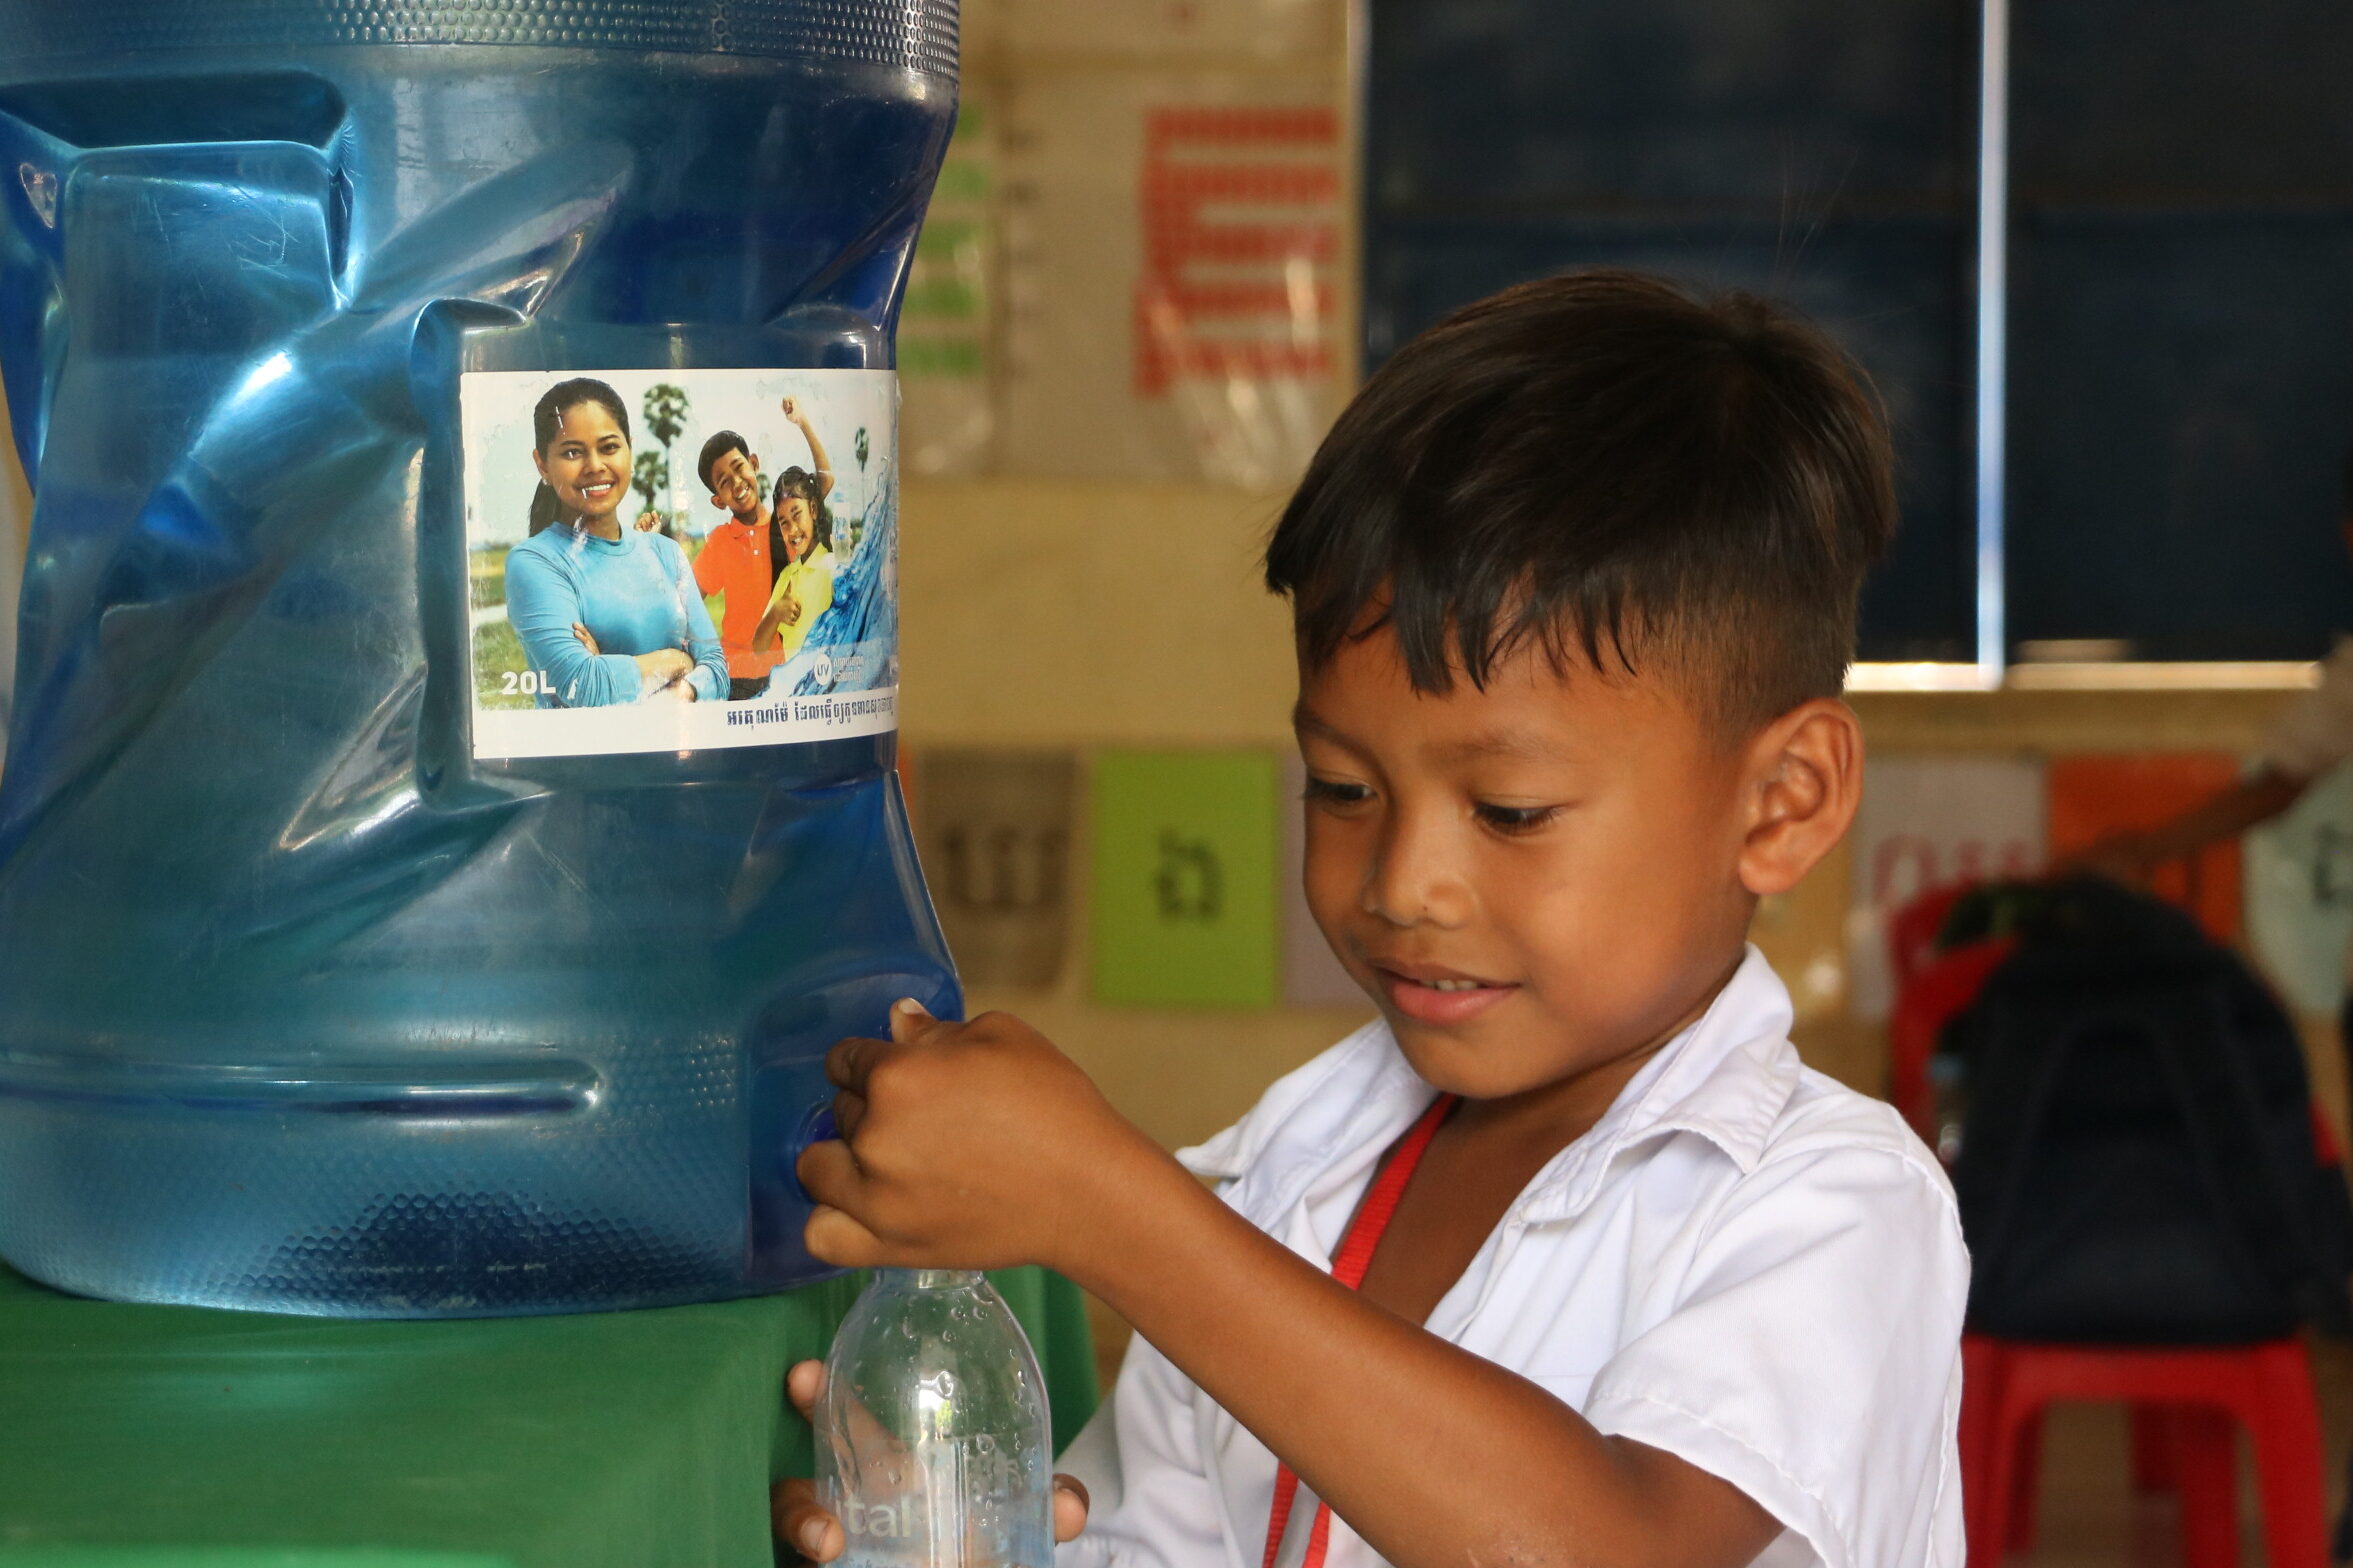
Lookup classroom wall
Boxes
[901,478,2347,1165]
[899,475,1353,1155]
[897,1,2353,1170]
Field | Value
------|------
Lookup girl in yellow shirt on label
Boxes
[753,464,836,668]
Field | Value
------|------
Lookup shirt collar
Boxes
[553,521,632,553]
[1515,945,1799,1221]
[1178,946,1800,1227]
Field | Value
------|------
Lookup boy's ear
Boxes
[711,489,729,508]
[1735,698,1862,898]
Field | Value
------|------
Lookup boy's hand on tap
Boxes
[797,1000,1175,1280]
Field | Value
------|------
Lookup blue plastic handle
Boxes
[784,1101,841,1204]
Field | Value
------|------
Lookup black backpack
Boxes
[1943,876,2353,1343]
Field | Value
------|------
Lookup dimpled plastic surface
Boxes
[0,9,963,1316]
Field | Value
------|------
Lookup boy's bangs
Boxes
[1289,553,1651,698]
[1282,489,1721,720]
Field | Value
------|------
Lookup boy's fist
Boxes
[796,1001,1165,1277]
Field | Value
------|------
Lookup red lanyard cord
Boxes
[1259,1092,1460,1568]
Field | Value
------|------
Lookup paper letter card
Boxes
[915,749,1077,990]
[1092,750,1279,1008]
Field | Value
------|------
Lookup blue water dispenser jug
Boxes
[0,0,962,1316]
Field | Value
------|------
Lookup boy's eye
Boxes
[1474,801,1560,834]
[1301,775,1372,807]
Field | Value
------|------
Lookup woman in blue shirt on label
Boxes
[502,377,728,708]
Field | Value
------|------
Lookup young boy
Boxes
[776,270,1968,1568]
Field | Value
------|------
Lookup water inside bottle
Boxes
[0,19,962,1317]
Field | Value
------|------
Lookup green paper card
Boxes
[1092,751,1280,1008]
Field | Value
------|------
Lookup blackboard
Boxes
[2006,0,2353,661]
[1367,0,2353,667]
[1365,0,1981,664]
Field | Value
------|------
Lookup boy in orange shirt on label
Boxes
[694,396,834,699]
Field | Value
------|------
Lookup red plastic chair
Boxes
[1884,881,2012,1141]
[1893,883,2341,1566]
[1889,880,1977,993]
[1961,1335,2330,1568]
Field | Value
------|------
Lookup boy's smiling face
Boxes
[1296,624,1794,1109]
[709,447,764,521]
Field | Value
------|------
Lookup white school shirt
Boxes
[1057,947,1969,1568]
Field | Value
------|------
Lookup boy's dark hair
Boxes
[1265,269,1896,732]
[697,429,751,493]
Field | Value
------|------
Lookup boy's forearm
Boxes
[1070,1155,1773,1568]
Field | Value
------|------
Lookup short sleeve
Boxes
[2263,637,2353,782]
[691,528,731,596]
[1579,1145,1968,1568]
[1057,1334,1229,1568]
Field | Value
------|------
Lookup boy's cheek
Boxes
[1299,865,1365,970]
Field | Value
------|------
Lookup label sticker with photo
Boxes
[462,367,899,760]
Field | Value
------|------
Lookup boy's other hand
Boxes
[797,1002,1167,1277]
[770,1359,1090,1562]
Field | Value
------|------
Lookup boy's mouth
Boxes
[1369,960,1517,1025]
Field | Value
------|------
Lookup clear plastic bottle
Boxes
[818,1269,1055,1568]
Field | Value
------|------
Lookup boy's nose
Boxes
[1360,815,1473,929]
